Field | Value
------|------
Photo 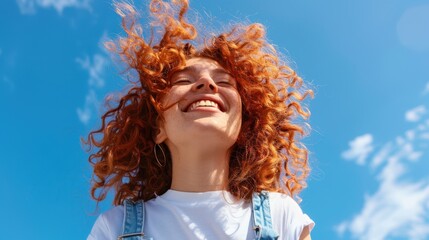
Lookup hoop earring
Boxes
[154,144,166,167]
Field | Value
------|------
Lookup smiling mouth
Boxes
[185,100,224,112]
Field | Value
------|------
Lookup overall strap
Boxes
[252,191,280,240]
[117,199,146,240]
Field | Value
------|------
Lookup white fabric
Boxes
[87,190,314,240]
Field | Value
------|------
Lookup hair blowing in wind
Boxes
[84,0,314,206]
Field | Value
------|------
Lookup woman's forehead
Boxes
[169,57,231,79]
[183,57,226,72]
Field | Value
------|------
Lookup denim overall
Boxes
[117,191,279,240]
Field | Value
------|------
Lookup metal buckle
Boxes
[253,225,262,239]
[117,232,145,240]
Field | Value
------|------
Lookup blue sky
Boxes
[1,0,429,239]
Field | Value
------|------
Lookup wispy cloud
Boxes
[338,104,429,239]
[76,35,110,125]
[405,105,427,122]
[341,134,374,165]
[16,0,91,15]
[77,89,99,125]
[76,54,107,88]
[424,82,429,95]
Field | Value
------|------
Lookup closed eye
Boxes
[217,81,233,86]
[172,79,192,85]
[216,78,237,88]
[214,73,236,87]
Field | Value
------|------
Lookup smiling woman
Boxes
[155,57,243,194]
[85,0,314,239]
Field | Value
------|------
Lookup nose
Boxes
[192,75,218,93]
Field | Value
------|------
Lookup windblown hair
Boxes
[85,0,313,205]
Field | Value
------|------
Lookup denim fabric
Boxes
[117,199,153,240]
[252,191,279,240]
[118,192,278,240]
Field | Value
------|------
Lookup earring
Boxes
[154,144,166,167]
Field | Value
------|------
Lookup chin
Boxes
[187,123,237,143]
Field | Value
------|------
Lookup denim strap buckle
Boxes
[252,191,279,240]
[120,199,146,240]
[117,232,145,240]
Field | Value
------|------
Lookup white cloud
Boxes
[334,222,348,237]
[76,54,108,88]
[338,156,429,240]
[403,143,423,161]
[405,105,427,122]
[421,133,429,140]
[77,89,98,125]
[16,0,36,14]
[76,34,110,125]
[338,170,429,240]
[417,123,427,131]
[341,134,374,165]
[406,129,416,140]
[338,116,429,239]
[370,142,392,169]
[16,0,91,15]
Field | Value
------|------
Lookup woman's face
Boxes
[155,57,242,152]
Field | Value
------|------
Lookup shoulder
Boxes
[267,192,315,240]
[268,192,305,222]
[87,205,124,240]
[268,192,302,214]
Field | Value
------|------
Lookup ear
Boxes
[155,126,167,144]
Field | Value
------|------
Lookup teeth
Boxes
[188,100,219,111]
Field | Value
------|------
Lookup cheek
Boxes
[161,87,189,109]
[161,92,175,108]
[231,92,243,134]
[232,91,243,113]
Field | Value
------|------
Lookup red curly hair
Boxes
[84,0,313,206]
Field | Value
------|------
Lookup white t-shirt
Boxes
[88,190,314,240]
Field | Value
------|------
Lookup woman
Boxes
[86,0,314,239]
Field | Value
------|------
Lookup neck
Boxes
[168,144,230,192]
